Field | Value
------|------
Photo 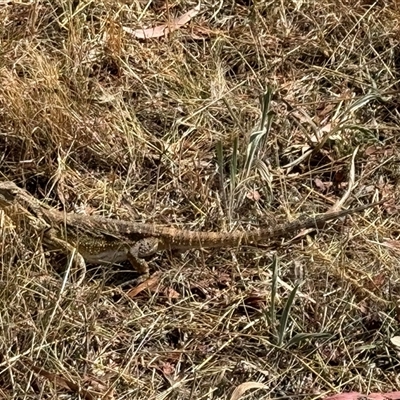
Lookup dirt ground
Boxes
[1,1,400,399]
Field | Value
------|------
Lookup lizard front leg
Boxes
[46,229,86,286]
[127,237,161,284]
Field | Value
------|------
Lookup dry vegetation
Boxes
[1,0,400,398]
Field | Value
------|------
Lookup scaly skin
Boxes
[0,181,384,284]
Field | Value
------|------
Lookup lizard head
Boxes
[0,181,51,231]
[0,181,22,208]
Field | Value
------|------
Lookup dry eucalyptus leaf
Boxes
[230,382,267,400]
[124,5,200,39]
[390,336,400,347]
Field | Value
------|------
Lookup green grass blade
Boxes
[215,140,227,211]
[277,283,299,347]
[230,135,238,201]
[287,332,332,347]
[266,256,278,332]
[243,88,274,177]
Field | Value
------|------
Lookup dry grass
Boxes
[1,0,400,398]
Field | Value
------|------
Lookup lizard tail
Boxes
[158,200,383,250]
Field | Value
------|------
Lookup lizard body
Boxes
[0,181,383,284]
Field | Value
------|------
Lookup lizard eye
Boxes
[0,185,20,202]
[0,190,15,201]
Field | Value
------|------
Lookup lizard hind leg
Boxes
[127,237,161,285]
[47,230,87,287]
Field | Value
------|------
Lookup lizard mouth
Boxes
[0,182,20,206]
[0,193,15,207]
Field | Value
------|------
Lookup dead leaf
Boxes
[124,5,200,39]
[170,5,200,28]
[124,23,166,39]
[318,103,335,118]
[365,145,379,156]
[390,336,400,347]
[324,393,365,400]
[365,145,394,158]
[242,292,266,310]
[246,190,261,201]
[314,178,328,191]
[333,169,347,186]
[320,122,332,134]
[189,24,222,39]
[230,382,267,400]
[164,287,180,299]
[382,240,400,253]
[371,272,386,289]
[382,393,400,400]
[324,392,400,400]
[26,362,114,400]
[162,362,175,376]
[217,272,231,287]
[126,272,162,298]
